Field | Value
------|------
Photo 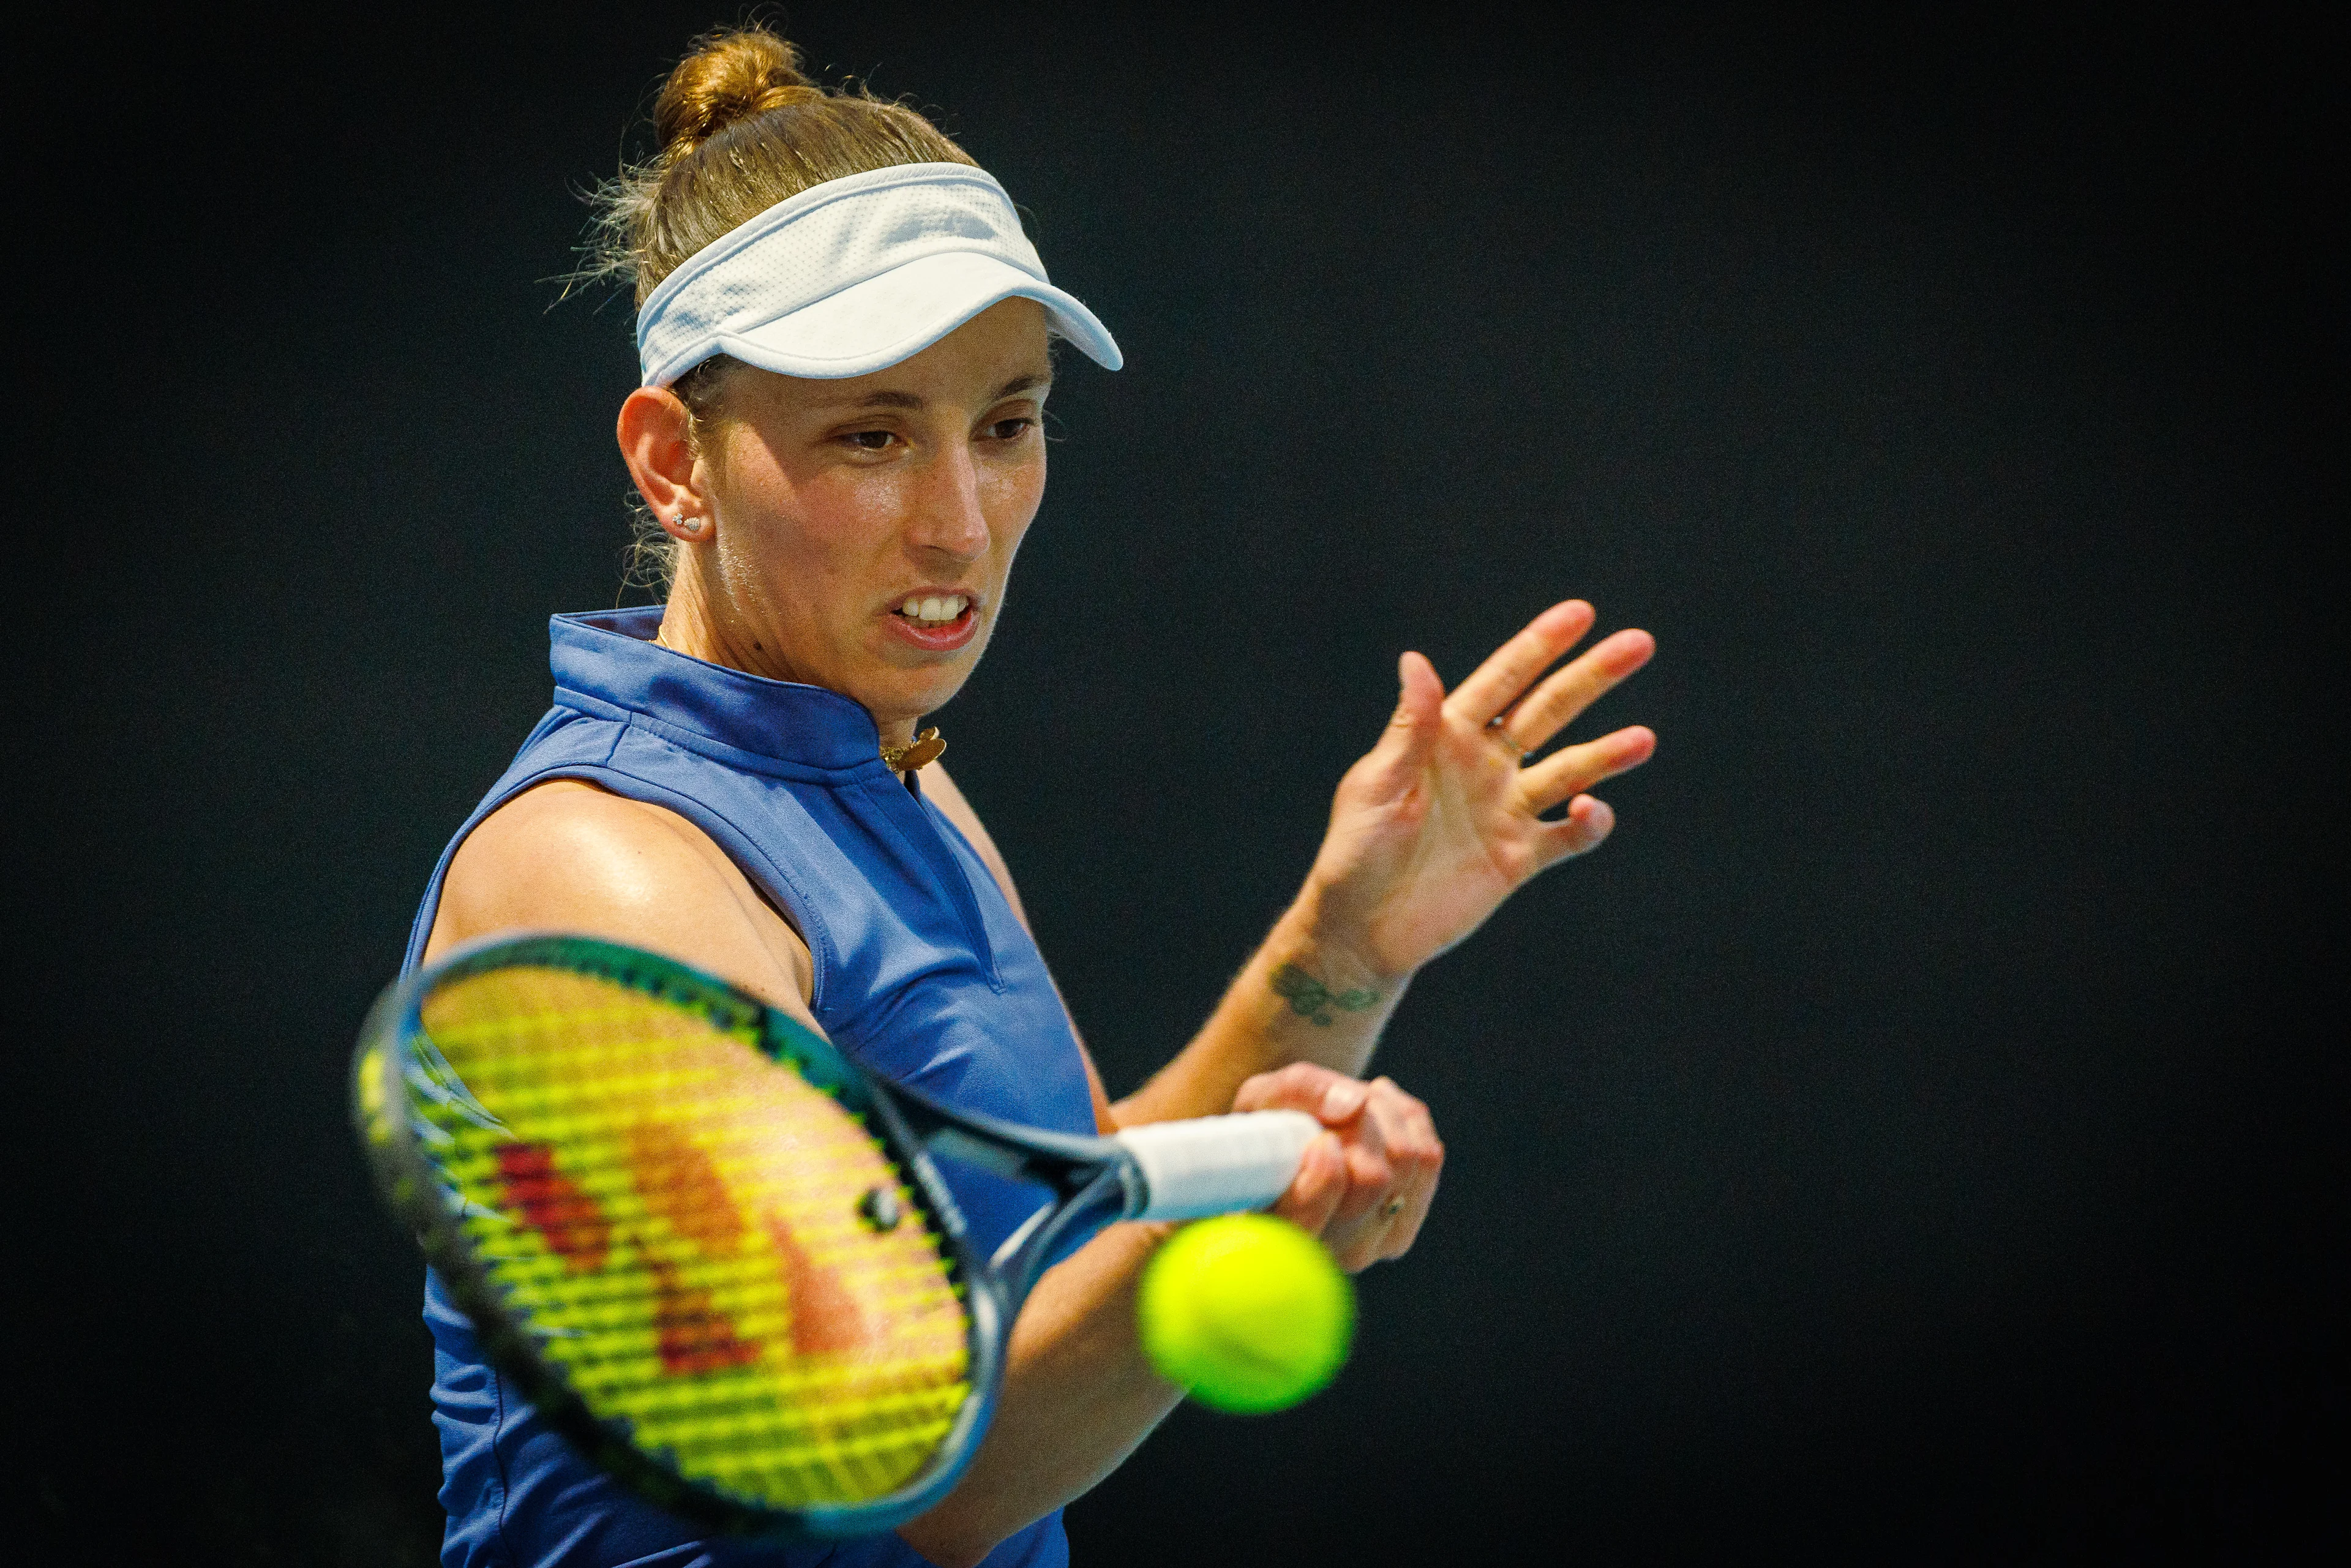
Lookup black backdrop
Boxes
[13,4,2338,1562]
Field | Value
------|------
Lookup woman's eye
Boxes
[985,417,1035,441]
[846,430,894,451]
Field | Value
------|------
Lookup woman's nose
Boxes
[907,445,991,561]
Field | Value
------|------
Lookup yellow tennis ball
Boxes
[1138,1212,1354,1414]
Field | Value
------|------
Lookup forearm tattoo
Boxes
[1269,962,1381,1027]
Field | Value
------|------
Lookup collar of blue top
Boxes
[550,607,928,780]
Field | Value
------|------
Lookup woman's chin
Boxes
[856,656,980,729]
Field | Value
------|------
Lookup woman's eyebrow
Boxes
[828,373,1053,413]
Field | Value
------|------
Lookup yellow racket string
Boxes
[411,966,969,1510]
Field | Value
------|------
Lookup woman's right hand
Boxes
[1235,1062,1444,1272]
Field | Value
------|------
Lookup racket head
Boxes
[351,933,1006,1540]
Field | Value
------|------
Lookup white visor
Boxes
[634,162,1122,387]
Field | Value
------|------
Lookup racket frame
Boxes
[353,932,1139,1541]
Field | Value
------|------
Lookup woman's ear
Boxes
[617,387,714,542]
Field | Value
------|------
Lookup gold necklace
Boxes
[882,727,945,771]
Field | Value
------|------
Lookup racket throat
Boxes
[988,1165,1133,1304]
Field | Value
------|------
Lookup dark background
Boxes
[12,3,2339,1562]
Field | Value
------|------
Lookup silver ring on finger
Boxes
[1483,715,1529,764]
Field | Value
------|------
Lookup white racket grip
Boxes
[1114,1110,1324,1221]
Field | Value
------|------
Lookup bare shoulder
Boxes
[922,762,1029,929]
[426,780,816,1018]
[437,781,707,925]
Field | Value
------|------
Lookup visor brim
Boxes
[661,251,1122,385]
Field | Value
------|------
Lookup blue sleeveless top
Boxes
[403,607,1098,1568]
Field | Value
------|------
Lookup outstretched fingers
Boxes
[1503,628,1655,754]
[1444,601,1597,728]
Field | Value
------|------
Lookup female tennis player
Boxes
[407,26,1655,1568]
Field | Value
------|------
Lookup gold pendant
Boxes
[881,727,945,771]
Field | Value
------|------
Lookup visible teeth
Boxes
[899,595,969,624]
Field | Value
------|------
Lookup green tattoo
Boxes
[1270,962,1381,1027]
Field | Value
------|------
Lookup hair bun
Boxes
[654,28,823,159]
[582,23,972,313]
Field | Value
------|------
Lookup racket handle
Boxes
[1114,1110,1324,1221]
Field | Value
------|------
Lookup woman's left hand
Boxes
[1305,599,1656,981]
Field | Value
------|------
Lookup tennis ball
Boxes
[1138,1212,1354,1414]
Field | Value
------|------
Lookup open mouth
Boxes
[887,591,979,651]
[892,593,973,630]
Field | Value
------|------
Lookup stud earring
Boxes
[673,512,705,535]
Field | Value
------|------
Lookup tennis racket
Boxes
[351,932,1320,1540]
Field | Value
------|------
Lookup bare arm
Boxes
[894,1082,1412,1568]
[931,606,1655,1144]
[904,600,1656,1556]
[928,764,1404,1130]
[1117,602,1655,1132]
[904,604,1651,1559]
[427,779,1401,1568]
[442,593,1651,1566]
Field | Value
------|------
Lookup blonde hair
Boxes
[580,26,977,591]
